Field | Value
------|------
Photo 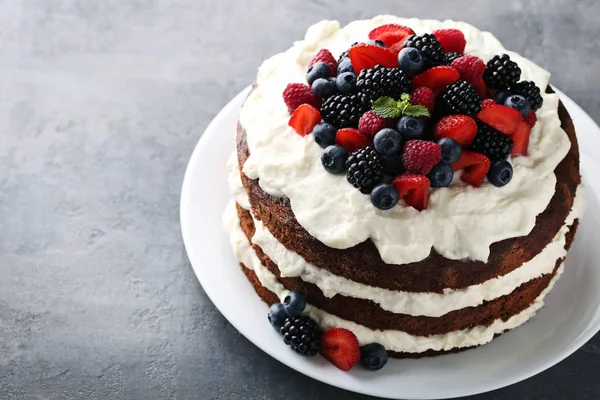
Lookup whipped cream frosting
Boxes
[239,16,572,264]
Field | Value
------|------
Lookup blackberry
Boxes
[510,80,543,111]
[471,124,514,161]
[280,315,320,356]
[442,80,481,115]
[403,33,445,67]
[444,52,463,65]
[483,54,521,89]
[356,65,412,106]
[346,146,384,194]
[320,94,366,128]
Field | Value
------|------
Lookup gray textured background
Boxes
[1,0,599,399]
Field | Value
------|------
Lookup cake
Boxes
[223,16,585,368]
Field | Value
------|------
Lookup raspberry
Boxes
[283,83,322,114]
[481,99,496,110]
[432,29,466,54]
[358,110,391,137]
[450,55,486,86]
[524,109,537,127]
[309,49,338,77]
[402,140,442,175]
[410,87,435,114]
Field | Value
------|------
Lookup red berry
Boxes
[288,104,321,136]
[335,128,373,152]
[391,174,431,211]
[349,44,397,74]
[432,29,466,54]
[309,49,337,77]
[434,115,478,146]
[410,87,435,114]
[475,78,489,99]
[402,140,442,175]
[524,109,537,127]
[282,83,321,114]
[320,328,360,371]
[511,121,531,156]
[358,110,392,137]
[480,99,496,110]
[476,104,523,135]
[368,24,415,54]
[450,55,486,86]
[450,150,490,187]
[413,66,460,97]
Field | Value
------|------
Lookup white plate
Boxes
[180,86,600,399]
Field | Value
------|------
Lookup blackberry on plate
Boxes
[320,93,366,128]
[442,80,481,115]
[403,33,445,67]
[471,123,514,161]
[510,80,543,111]
[346,146,384,194]
[444,52,463,65]
[356,65,412,106]
[280,315,320,356]
[483,54,521,89]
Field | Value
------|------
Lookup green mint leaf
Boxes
[403,104,431,118]
[372,96,402,118]
[400,93,411,103]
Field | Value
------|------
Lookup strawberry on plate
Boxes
[320,328,360,371]
[412,66,460,96]
[335,128,373,152]
[434,115,478,146]
[432,28,466,54]
[391,174,431,211]
[368,24,415,55]
[524,109,537,128]
[450,150,491,187]
[476,104,523,135]
[511,120,531,156]
[349,44,398,74]
[288,104,321,136]
[480,98,496,110]
[475,78,489,99]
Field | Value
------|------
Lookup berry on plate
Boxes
[321,145,349,174]
[358,110,392,137]
[471,124,514,161]
[373,128,404,156]
[288,104,321,136]
[396,116,426,141]
[450,55,486,86]
[437,137,462,163]
[434,115,478,146]
[402,140,442,175]
[391,174,431,211]
[427,162,454,187]
[504,94,531,117]
[442,80,481,115]
[306,61,331,85]
[511,120,531,156]
[360,343,388,371]
[283,290,307,317]
[524,109,537,127]
[412,66,460,96]
[510,80,543,111]
[321,94,366,128]
[403,33,445,68]
[370,183,400,210]
[410,86,435,114]
[336,72,358,94]
[312,77,337,98]
[483,54,521,89]
[487,159,513,187]
[432,28,466,54]
[283,83,322,114]
[335,128,372,152]
[320,328,361,371]
[346,146,384,194]
[480,98,496,110]
[397,47,425,75]
[312,122,337,148]
[476,104,523,135]
[268,303,288,331]
[450,150,491,187]
[281,315,320,356]
[368,24,415,48]
[349,44,398,74]
[356,65,412,106]
[309,49,337,77]
[337,58,355,75]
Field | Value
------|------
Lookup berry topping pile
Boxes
[281,24,544,211]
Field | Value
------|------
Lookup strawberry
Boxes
[450,55,486,86]
[410,87,435,114]
[432,29,466,54]
[335,128,373,152]
[475,78,489,99]
[349,44,398,74]
[450,150,490,187]
[476,104,523,135]
[402,140,442,175]
[358,110,392,137]
[480,99,496,110]
[368,24,415,53]
[412,66,460,97]
[434,115,478,146]
[391,174,431,211]
[309,49,337,77]
[524,109,537,127]
[511,121,531,156]
[320,328,360,371]
[282,83,321,114]
[288,104,321,136]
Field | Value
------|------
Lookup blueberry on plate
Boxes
[381,155,405,176]
[306,61,331,85]
[311,78,337,97]
[268,303,288,331]
[312,122,337,148]
[373,128,404,156]
[427,162,454,187]
[337,58,355,75]
[336,72,357,94]
[283,290,307,317]
[321,145,348,174]
[494,90,511,105]
[504,94,531,117]
[360,343,388,371]
[397,47,425,75]
[396,116,425,141]
[437,137,462,163]
[487,159,513,187]
[370,183,399,210]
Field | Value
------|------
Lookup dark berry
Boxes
[337,58,355,75]
[396,116,425,141]
[404,33,445,68]
[321,145,349,174]
[397,47,425,75]
[280,315,320,356]
[504,94,531,117]
[312,122,337,148]
[444,52,463,65]
[360,343,388,371]
[427,162,454,187]
[268,303,288,331]
[306,61,331,85]
[373,128,404,156]
[483,54,521,89]
[370,183,399,210]
[437,137,462,163]
[471,124,514,161]
[510,80,543,111]
[356,65,412,106]
[320,94,367,128]
[442,80,481,115]
[346,147,384,194]
[337,42,359,64]
[336,72,357,94]
[283,290,307,317]
[312,78,337,98]
[487,159,513,187]
[494,90,511,105]
[381,155,405,176]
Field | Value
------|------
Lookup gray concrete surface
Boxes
[1,0,599,399]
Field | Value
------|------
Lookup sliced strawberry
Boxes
[480,99,496,110]
[412,66,460,97]
[434,115,478,146]
[335,128,372,152]
[432,28,466,54]
[476,105,523,136]
[368,24,415,52]
[475,78,489,99]
[391,174,430,211]
[349,44,397,74]
[524,109,537,128]
[450,150,491,187]
[320,328,360,371]
[511,121,531,156]
[288,104,321,136]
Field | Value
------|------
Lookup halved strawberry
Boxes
[434,115,478,146]
[412,66,460,97]
[480,99,496,110]
[511,121,531,156]
[524,109,537,128]
[391,174,430,211]
[475,78,489,99]
[288,104,321,136]
[368,24,415,52]
[476,105,523,135]
[320,328,360,371]
[335,128,372,152]
[349,44,397,74]
[450,150,491,187]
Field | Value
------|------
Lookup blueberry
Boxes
[312,122,337,148]
[437,137,462,163]
[337,58,355,74]
[306,61,331,85]
[283,290,307,317]
[312,78,337,97]
[504,94,531,117]
[396,116,425,140]
[360,343,388,371]
[381,156,405,176]
[427,162,454,187]
[321,145,348,174]
[373,128,404,156]
[487,160,513,187]
[336,72,357,94]
[367,39,386,47]
[370,183,399,210]
[268,303,288,331]
[494,90,511,105]
[397,47,425,75]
